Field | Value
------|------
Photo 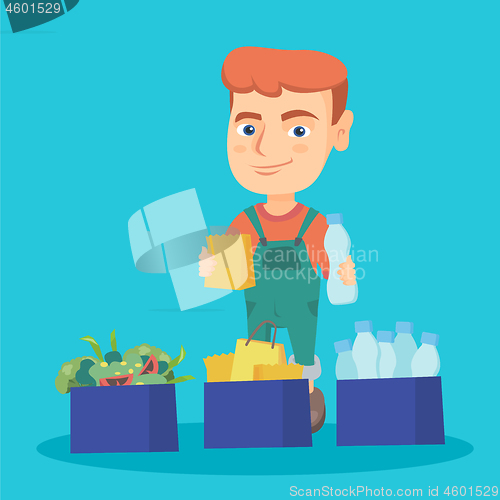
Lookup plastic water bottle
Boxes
[352,321,380,379]
[393,321,417,378]
[334,339,358,380]
[377,331,396,378]
[325,213,358,305]
[412,332,440,377]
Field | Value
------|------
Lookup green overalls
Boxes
[243,206,321,366]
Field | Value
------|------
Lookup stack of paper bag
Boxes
[203,353,234,383]
[254,363,304,381]
[204,338,303,382]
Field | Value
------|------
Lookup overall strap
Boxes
[243,206,268,246]
[295,208,319,246]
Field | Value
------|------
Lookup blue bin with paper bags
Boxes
[204,379,312,449]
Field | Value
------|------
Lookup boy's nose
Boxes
[253,128,267,157]
[253,126,281,158]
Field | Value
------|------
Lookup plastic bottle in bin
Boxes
[352,321,380,379]
[393,321,417,378]
[334,339,358,380]
[325,213,358,305]
[412,332,440,377]
[377,331,396,378]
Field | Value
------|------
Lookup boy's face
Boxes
[227,88,351,195]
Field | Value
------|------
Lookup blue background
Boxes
[1,0,499,498]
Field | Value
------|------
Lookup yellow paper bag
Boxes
[253,363,304,381]
[230,321,286,381]
[204,234,255,290]
[203,353,234,382]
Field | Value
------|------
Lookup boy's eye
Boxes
[237,124,256,136]
[288,126,311,138]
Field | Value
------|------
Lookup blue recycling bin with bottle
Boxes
[337,376,445,446]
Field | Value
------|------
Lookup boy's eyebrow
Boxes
[281,110,319,121]
[235,112,262,122]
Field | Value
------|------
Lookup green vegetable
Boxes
[56,334,194,394]
[88,353,146,385]
[80,336,104,362]
[158,361,169,375]
[124,344,193,383]
[123,343,172,365]
[55,356,98,394]
[104,351,122,364]
[168,345,186,370]
[166,375,195,384]
[110,329,117,352]
[162,346,194,384]
[75,359,96,386]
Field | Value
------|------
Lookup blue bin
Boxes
[71,384,179,453]
[204,379,312,449]
[337,376,445,446]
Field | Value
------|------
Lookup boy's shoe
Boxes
[310,388,326,433]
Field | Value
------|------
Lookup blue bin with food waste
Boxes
[55,330,194,453]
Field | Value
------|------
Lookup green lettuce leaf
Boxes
[166,375,195,384]
[168,345,186,370]
[110,329,117,352]
[80,336,104,362]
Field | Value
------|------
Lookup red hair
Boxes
[221,47,348,125]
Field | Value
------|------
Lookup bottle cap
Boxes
[395,321,414,334]
[421,332,439,346]
[377,331,395,343]
[326,213,343,225]
[334,339,353,353]
[355,320,373,333]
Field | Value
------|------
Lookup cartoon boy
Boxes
[199,47,356,433]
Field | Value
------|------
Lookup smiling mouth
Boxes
[255,169,281,176]
[251,159,293,176]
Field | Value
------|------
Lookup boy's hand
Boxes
[199,246,217,277]
[338,255,356,285]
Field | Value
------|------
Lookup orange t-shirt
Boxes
[228,203,330,279]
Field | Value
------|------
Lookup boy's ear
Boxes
[330,110,354,152]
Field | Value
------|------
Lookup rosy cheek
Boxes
[233,145,247,153]
[292,144,309,154]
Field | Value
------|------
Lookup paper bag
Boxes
[204,234,255,290]
[253,363,304,381]
[203,353,234,383]
[230,321,286,381]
